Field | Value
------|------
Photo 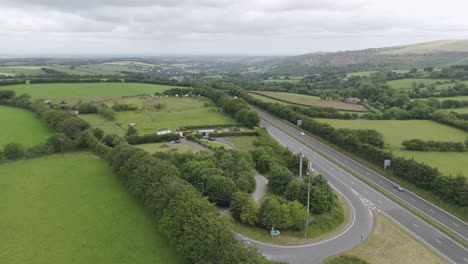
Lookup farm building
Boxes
[345,97,361,104]
[129,122,137,127]
[156,129,172,135]
[198,129,215,137]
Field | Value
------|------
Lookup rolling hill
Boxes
[262,40,468,74]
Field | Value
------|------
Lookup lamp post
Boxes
[299,149,303,180]
[305,162,313,239]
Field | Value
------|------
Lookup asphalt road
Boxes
[253,109,468,264]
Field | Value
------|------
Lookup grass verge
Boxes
[322,213,447,264]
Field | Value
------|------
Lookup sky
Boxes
[0,0,467,56]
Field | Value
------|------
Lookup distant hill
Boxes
[261,40,468,74]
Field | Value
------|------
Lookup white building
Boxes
[156,129,172,135]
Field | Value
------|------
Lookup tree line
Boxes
[402,139,466,152]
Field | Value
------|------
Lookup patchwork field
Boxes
[0,152,183,264]
[0,83,174,99]
[0,105,53,147]
[314,118,468,176]
[386,79,449,90]
[81,97,236,135]
[0,66,44,76]
[251,91,367,111]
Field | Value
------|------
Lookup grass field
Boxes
[0,66,44,76]
[135,142,199,153]
[386,79,449,90]
[440,107,468,114]
[220,136,258,150]
[0,105,53,147]
[323,213,445,264]
[346,71,377,77]
[314,118,468,176]
[0,152,183,264]
[252,91,367,111]
[428,95,468,101]
[249,93,291,105]
[81,97,236,135]
[0,83,175,99]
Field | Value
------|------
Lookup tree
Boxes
[126,126,137,137]
[3,143,25,160]
[240,197,259,225]
[205,175,237,207]
[0,90,15,100]
[259,197,283,229]
[93,128,104,140]
[231,192,250,221]
[47,133,73,152]
[269,164,294,195]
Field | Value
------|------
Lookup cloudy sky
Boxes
[0,0,467,56]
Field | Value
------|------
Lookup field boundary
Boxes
[249,91,368,112]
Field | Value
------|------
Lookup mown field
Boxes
[220,136,258,150]
[81,97,236,135]
[314,118,468,176]
[440,107,468,114]
[0,66,44,76]
[0,152,183,264]
[0,83,174,99]
[386,79,449,90]
[251,91,367,111]
[0,105,53,146]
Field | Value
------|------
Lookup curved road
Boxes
[251,109,467,264]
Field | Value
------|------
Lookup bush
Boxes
[324,255,369,264]
[3,143,25,160]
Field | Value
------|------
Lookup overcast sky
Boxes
[0,0,467,56]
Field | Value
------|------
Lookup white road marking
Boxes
[435,239,442,244]
[413,224,419,228]
[430,209,436,213]
[463,258,468,262]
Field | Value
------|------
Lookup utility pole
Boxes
[299,149,303,180]
[305,161,312,239]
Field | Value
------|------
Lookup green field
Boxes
[0,105,53,147]
[252,91,367,111]
[81,97,236,135]
[315,118,468,176]
[249,93,291,105]
[0,66,44,76]
[440,108,468,114]
[386,79,449,90]
[430,95,468,101]
[434,80,468,89]
[0,152,183,264]
[220,136,258,150]
[0,83,175,99]
[135,142,199,153]
[346,71,377,77]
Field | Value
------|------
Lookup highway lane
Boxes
[256,109,468,241]
[256,110,468,264]
[239,119,373,263]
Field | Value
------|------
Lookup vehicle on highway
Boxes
[300,132,305,136]
[393,183,404,191]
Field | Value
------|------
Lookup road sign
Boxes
[270,230,280,236]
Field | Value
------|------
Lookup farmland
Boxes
[314,118,468,176]
[0,152,183,264]
[81,97,236,135]
[440,108,468,114]
[135,142,199,153]
[0,105,53,146]
[0,83,174,99]
[386,79,449,90]
[251,91,368,111]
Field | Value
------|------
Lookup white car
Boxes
[300,132,305,136]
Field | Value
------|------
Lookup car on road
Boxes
[393,183,404,191]
[300,132,305,136]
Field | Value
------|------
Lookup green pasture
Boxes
[249,93,291,105]
[346,71,377,77]
[0,83,175,99]
[0,152,183,264]
[253,91,367,111]
[135,142,199,153]
[0,67,44,76]
[82,97,236,135]
[386,79,449,90]
[440,108,468,114]
[220,136,258,150]
[314,118,468,176]
[0,105,53,147]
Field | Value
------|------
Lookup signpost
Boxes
[384,159,392,170]
[270,227,280,236]
[270,230,280,236]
